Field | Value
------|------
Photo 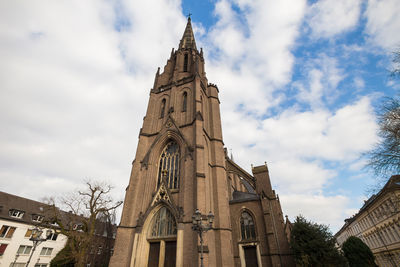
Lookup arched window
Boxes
[182,92,187,112]
[150,207,177,238]
[160,99,166,118]
[240,211,256,240]
[158,141,180,189]
[183,54,188,72]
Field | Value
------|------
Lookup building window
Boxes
[97,245,102,255]
[150,207,177,238]
[34,264,48,267]
[0,225,16,238]
[9,209,25,219]
[240,211,256,240]
[25,229,33,238]
[183,54,188,72]
[157,141,180,189]
[160,99,166,118]
[182,92,187,112]
[32,214,44,222]
[46,232,58,241]
[40,247,53,256]
[73,223,83,231]
[0,243,8,256]
[17,245,33,255]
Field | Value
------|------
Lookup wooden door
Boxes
[244,246,258,267]
[164,241,176,267]
[148,242,160,267]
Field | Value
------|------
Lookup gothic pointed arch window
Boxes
[158,140,180,189]
[183,54,188,72]
[160,99,166,118]
[150,206,177,238]
[182,92,187,112]
[240,211,256,240]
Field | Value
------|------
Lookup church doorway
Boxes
[243,246,258,267]
[147,206,177,267]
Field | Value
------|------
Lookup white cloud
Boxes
[0,0,184,205]
[294,54,345,108]
[223,97,377,209]
[280,194,350,232]
[353,76,365,89]
[307,0,362,38]
[207,0,307,92]
[364,0,400,49]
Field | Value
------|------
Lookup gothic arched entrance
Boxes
[147,206,177,267]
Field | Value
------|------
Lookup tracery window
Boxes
[182,92,187,112]
[150,207,177,238]
[158,141,180,189]
[240,211,256,240]
[183,54,188,72]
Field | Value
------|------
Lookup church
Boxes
[110,18,294,267]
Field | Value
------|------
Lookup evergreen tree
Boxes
[290,215,347,267]
[342,236,377,267]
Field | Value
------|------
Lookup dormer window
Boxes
[73,223,83,231]
[46,231,58,241]
[9,209,25,219]
[32,214,44,222]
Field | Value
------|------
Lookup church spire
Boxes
[179,17,197,50]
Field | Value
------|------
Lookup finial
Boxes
[187,13,192,19]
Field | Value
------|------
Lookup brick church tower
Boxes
[110,18,294,267]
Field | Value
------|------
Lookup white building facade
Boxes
[335,175,400,267]
[0,192,67,267]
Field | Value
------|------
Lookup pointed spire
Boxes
[179,17,197,50]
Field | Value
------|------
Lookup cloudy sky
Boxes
[1,0,399,232]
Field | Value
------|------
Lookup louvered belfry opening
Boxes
[157,140,180,189]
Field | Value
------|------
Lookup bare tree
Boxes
[391,49,400,77]
[44,181,122,267]
[365,97,400,178]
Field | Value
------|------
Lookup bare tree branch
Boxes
[43,180,123,267]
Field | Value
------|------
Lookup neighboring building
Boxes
[335,175,400,267]
[0,191,116,267]
[110,18,294,267]
[0,191,68,267]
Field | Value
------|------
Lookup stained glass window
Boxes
[158,141,180,189]
[241,211,256,240]
[150,207,177,238]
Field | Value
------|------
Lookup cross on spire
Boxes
[187,13,192,19]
